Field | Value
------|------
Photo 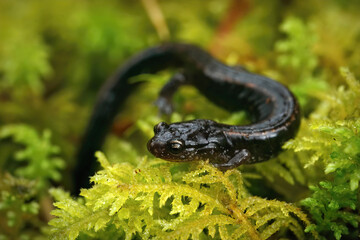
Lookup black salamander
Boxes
[74,43,300,192]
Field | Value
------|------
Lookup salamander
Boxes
[74,43,300,192]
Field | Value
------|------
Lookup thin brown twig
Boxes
[141,0,170,41]
[210,0,251,55]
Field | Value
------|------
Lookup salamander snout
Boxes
[147,138,164,156]
[148,122,168,156]
[148,122,171,157]
[147,121,188,160]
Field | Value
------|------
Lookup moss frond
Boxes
[276,16,318,76]
[0,124,65,191]
[283,68,360,239]
[49,152,317,240]
[0,173,41,238]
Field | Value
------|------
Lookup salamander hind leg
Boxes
[212,149,251,171]
[155,72,188,115]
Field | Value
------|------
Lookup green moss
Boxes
[0,124,64,192]
[49,152,318,240]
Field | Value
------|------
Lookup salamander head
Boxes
[147,120,225,162]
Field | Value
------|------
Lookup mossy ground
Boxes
[0,1,359,239]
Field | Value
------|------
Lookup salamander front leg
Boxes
[155,72,188,115]
[212,149,251,170]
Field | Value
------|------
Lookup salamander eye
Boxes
[168,140,184,155]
